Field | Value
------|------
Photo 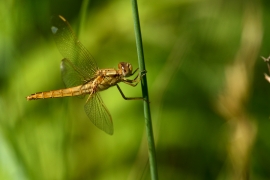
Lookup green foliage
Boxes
[0,0,269,179]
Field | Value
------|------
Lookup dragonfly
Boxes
[26,15,145,135]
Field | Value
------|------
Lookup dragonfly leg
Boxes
[134,69,147,80]
[135,70,147,82]
[123,70,147,87]
[116,84,144,100]
[123,80,139,87]
[86,93,93,103]
[131,68,139,76]
[86,87,96,103]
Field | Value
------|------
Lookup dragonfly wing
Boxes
[61,58,84,87]
[84,93,113,135]
[51,15,98,81]
[61,58,86,98]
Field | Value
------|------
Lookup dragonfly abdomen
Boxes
[26,85,91,100]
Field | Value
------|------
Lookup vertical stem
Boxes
[78,0,90,39]
[131,0,158,179]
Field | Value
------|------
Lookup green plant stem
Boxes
[78,0,90,39]
[131,0,158,179]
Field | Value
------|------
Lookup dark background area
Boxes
[0,0,270,179]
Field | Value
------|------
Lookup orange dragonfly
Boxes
[26,15,145,135]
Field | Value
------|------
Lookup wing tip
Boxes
[106,129,114,135]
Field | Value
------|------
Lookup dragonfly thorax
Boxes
[118,62,133,77]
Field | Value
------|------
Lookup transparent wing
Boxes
[61,58,86,98]
[52,15,113,134]
[60,58,85,87]
[84,93,113,135]
[51,15,98,87]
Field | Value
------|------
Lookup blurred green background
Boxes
[1,0,270,179]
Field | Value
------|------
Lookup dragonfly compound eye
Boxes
[122,66,128,76]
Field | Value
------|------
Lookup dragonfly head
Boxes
[118,62,133,77]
